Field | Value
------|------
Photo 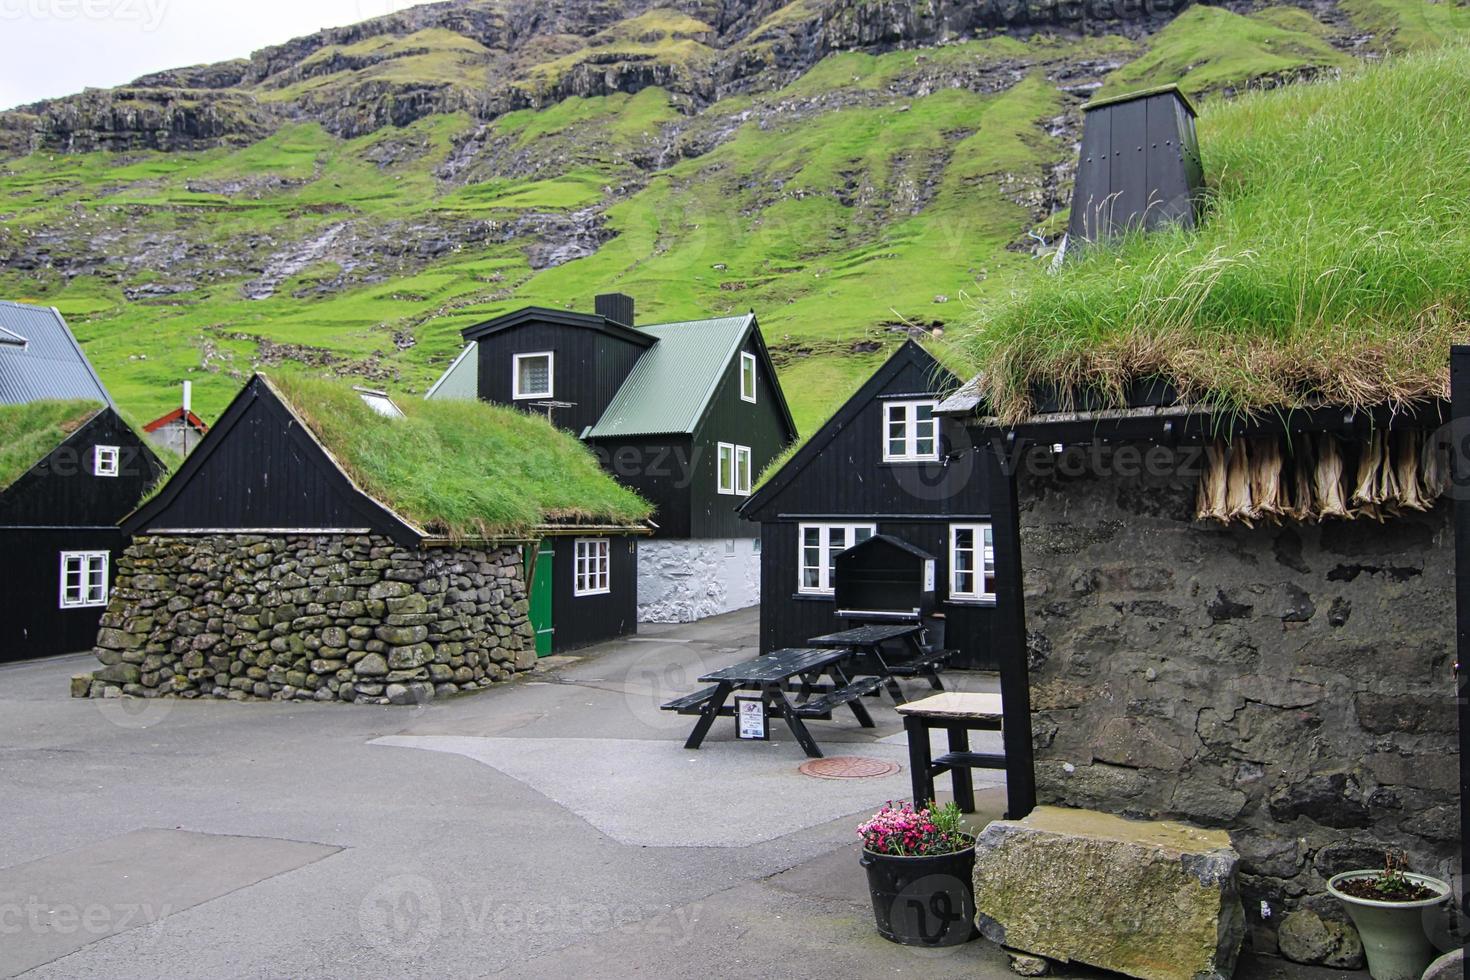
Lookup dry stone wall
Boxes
[1015,444,1459,955]
[77,533,536,705]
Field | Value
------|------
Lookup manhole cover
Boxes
[799,756,900,780]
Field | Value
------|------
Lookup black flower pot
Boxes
[860,847,978,947]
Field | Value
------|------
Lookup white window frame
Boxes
[740,352,757,404]
[512,351,554,400]
[734,445,752,496]
[949,523,996,602]
[573,538,610,596]
[882,399,940,462]
[717,442,735,495]
[94,445,120,477]
[797,523,876,596]
[59,551,109,608]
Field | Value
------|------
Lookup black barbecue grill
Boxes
[832,535,945,659]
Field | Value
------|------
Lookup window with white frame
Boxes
[950,523,996,601]
[798,523,876,595]
[718,443,752,495]
[573,538,610,596]
[883,400,939,462]
[512,352,554,400]
[94,445,120,477]
[740,352,757,403]
[59,551,109,608]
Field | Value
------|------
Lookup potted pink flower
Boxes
[857,801,977,947]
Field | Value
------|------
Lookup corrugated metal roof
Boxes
[584,315,754,438]
[424,342,478,400]
[0,301,113,406]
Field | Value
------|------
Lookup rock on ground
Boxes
[1276,909,1364,969]
[971,806,1245,980]
[1423,948,1463,980]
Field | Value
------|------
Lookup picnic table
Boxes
[897,692,1005,812]
[661,647,881,758]
[807,623,952,705]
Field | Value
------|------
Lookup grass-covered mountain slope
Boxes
[955,45,1470,421]
[0,0,1461,432]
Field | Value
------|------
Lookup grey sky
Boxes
[0,0,416,110]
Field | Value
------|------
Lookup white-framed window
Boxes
[512,351,554,400]
[883,400,940,462]
[950,523,996,602]
[797,523,876,595]
[94,445,120,477]
[573,538,610,596]
[718,443,752,496]
[740,352,757,403]
[59,551,109,608]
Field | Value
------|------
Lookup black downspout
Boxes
[1451,345,1470,979]
[983,439,1037,820]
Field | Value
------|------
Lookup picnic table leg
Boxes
[828,664,875,728]
[947,723,975,812]
[907,634,946,691]
[765,683,824,759]
[871,644,907,705]
[684,682,733,750]
[905,714,935,807]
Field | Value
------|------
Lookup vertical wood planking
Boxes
[1450,345,1470,967]
[984,443,1036,819]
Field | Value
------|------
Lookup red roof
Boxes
[143,407,209,433]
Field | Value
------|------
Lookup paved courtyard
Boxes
[1,609,1357,979]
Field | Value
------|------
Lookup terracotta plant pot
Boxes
[859,846,977,947]
[1327,870,1451,980]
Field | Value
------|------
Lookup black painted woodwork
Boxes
[548,534,638,652]
[0,409,164,662]
[742,342,996,669]
[1449,345,1470,971]
[833,535,937,621]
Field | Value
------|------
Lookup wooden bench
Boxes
[791,677,883,718]
[661,686,721,716]
[897,692,1005,813]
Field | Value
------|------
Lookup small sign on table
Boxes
[734,693,768,740]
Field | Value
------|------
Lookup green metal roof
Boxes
[584,314,755,438]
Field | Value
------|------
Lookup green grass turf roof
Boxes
[954,46,1470,422]
[0,399,102,490]
[265,374,653,540]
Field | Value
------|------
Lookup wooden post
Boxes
[1450,346,1470,977]
[983,440,1037,819]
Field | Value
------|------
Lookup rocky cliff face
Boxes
[1,0,1191,154]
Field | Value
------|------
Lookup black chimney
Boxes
[595,293,635,327]
[1067,84,1203,247]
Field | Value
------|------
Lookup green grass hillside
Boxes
[0,0,1462,434]
[954,45,1470,420]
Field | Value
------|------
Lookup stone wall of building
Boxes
[1016,445,1458,954]
[637,538,760,623]
[77,533,536,705]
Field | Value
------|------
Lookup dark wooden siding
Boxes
[130,382,407,539]
[550,534,638,651]
[585,436,694,539]
[689,334,794,539]
[758,521,996,670]
[474,321,645,436]
[749,358,990,520]
[0,527,123,661]
[0,410,165,527]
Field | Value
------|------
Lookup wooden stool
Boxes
[897,692,1004,812]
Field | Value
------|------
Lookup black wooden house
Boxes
[428,294,798,623]
[739,340,997,670]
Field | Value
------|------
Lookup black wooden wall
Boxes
[127,379,411,540]
[0,409,165,527]
[585,435,695,539]
[474,320,647,437]
[550,534,638,651]
[0,527,124,662]
[689,332,794,539]
[744,342,996,670]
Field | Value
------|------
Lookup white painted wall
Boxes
[637,538,760,623]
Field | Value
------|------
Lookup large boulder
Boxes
[1276,909,1364,969]
[971,806,1245,980]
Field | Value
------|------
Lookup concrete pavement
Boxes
[0,609,1356,979]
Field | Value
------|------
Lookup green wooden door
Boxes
[525,540,554,657]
